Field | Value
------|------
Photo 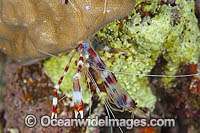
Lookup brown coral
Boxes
[0,0,135,65]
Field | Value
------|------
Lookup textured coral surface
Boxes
[44,0,200,115]
[95,0,199,111]
[1,0,200,133]
[3,62,119,133]
[4,63,78,132]
[0,0,135,65]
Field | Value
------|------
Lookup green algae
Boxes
[44,0,200,113]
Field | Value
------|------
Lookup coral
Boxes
[0,0,135,65]
[1,0,199,132]
[151,62,200,132]
[44,0,200,116]
[96,0,199,108]
[3,62,106,132]
[3,62,79,132]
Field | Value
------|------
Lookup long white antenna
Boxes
[30,37,59,58]
[87,71,123,133]
[94,65,200,78]
[103,0,107,14]
[68,0,78,12]
[108,70,200,78]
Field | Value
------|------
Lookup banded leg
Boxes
[51,49,77,119]
[73,50,85,118]
[85,43,137,111]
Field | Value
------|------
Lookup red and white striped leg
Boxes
[73,79,84,118]
[51,49,77,119]
[73,52,84,118]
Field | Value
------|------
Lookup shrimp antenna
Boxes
[68,0,78,12]
[104,0,107,14]
[93,66,200,78]
[58,95,67,102]
[86,76,92,117]
[87,71,114,133]
[32,44,59,58]
[87,70,124,133]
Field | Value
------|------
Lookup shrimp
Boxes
[50,0,138,121]
[51,41,138,119]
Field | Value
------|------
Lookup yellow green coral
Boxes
[44,0,200,113]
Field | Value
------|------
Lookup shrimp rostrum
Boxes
[51,41,137,119]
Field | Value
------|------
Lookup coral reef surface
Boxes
[44,0,200,115]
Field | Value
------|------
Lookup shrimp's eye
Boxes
[134,102,137,106]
